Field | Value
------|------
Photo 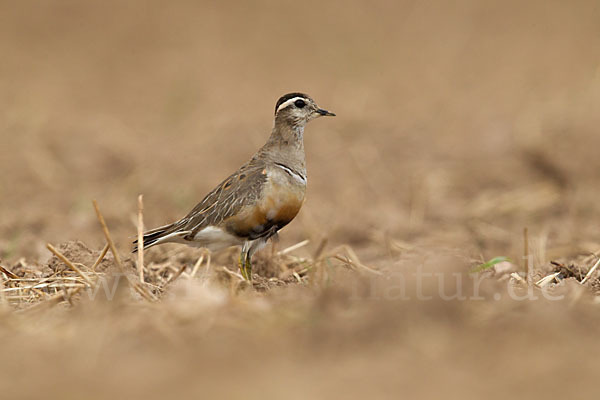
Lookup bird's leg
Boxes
[238,239,265,282]
[238,250,248,280]
[244,254,252,282]
[239,242,253,281]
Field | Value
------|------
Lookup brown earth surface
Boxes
[1,0,600,399]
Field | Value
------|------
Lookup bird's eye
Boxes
[294,99,306,108]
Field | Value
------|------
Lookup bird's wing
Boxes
[179,158,269,238]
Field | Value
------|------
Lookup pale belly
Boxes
[191,226,245,250]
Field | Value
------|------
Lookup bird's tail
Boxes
[132,223,182,253]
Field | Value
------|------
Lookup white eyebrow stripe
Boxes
[275,97,305,113]
[274,163,306,183]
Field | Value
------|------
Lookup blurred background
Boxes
[1,0,599,262]
[1,0,600,398]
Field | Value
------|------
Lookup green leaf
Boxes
[470,256,511,273]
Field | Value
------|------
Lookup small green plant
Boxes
[470,256,511,273]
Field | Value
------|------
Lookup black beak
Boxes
[316,108,336,117]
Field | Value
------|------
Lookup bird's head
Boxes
[274,92,335,128]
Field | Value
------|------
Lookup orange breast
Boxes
[224,181,305,239]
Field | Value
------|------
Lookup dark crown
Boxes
[275,92,310,114]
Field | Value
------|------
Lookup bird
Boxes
[133,92,335,280]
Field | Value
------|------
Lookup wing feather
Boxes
[181,159,268,237]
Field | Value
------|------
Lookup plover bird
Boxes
[133,92,335,280]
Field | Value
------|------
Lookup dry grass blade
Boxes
[46,243,94,286]
[202,252,211,280]
[18,287,83,315]
[3,282,86,292]
[165,265,187,286]
[510,272,528,285]
[581,257,600,285]
[222,266,244,281]
[0,268,6,306]
[6,277,83,283]
[524,227,531,284]
[535,272,560,287]
[190,250,211,280]
[92,200,126,274]
[137,194,145,283]
[292,271,303,283]
[91,243,109,272]
[277,240,310,256]
[190,253,205,278]
[30,287,49,299]
[313,238,328,260]
[0,265,19,280]
[92,200,157,302]
[333,255,358,271]
[132,282,157,301]
[334,244,383,275]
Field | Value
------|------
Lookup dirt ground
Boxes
[1,0,600,398]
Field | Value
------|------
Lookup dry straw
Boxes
[93,199,157,302]
[46,243,94,286]
[0,265,6,306]
[91,243,109,272]
[1,197,381,309]
[137,194,145,283]
[581,257,600,285]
